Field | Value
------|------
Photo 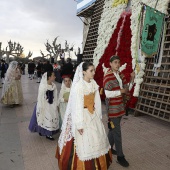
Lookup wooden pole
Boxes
[154,0,159,8]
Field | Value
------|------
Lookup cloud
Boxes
[0,0,83,57]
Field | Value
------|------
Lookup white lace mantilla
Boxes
[58,63,84,156]
[58,78,110,161]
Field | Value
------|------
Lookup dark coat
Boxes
[61,62,73,76]
[43,63,53,72]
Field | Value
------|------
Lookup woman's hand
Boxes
[64,99,68,102]
[78,129,84,135]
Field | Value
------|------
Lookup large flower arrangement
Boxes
[94,11,137,108]
[130,0,169,96]
[93,0,126,67]
[94,15,124,96]
[93,0,169,108]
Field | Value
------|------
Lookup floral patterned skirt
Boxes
[1,80,23,105]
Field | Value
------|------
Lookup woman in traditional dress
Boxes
[56,62,112,170]
[58,75,72,128]
[1,61,23,107]
[28,71,59,140]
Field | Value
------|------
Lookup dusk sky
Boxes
[0,0,83,58]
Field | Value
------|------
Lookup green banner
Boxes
[141,6,165,57]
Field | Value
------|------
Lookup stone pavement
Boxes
[0,74,170,170]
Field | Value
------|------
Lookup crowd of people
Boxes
[27,58,77,83]
[0,55,135,169]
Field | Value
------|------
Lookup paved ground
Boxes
[0,74,170,170]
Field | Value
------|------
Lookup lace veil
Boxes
[1,61,18,98]
[36,72,57,130]
[58,62,84,154]
[58,77,72,105]
[60,77,72,92]
[36,72,48,115]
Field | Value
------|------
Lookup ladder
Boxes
[82,0,105,62]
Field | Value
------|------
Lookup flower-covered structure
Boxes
[93,0,169,97]
[80,0,170,121]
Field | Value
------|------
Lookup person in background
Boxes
[28,71,59,140]
[60,58,73,78]
[21,62,25,75]
[43,60,53,72]
[53,62,58,70]
[60,50,65,64]
[1,61,23,107]
[0,60,6,84]
[41,61,45,75]
[28,61,31,78]
[28,60,36,80]
[0,60,2,87]
[36,61,42,83]
[58,75,72,128]
[4,61,8,73]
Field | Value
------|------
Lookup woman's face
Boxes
[64,78,71,88]
[83,65,95,79]
[48,72,56,82]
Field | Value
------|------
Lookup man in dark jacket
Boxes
[28,60,36,80]
[1,60,6,84]
[36,61,42,83]
[43,60,53,72]
[61,58,73,78]
[21,62,25,75]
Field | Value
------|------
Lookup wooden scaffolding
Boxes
[135,5,170,122]
[81,0,105,62]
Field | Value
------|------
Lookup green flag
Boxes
[141,6,165,57]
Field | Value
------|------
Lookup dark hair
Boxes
[110,55,120,62]
[67,58,71,62]
[82,62,94,71]
[47,71,54,80]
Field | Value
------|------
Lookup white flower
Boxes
[133,84,140,97]
[102,63,109,75]
[138,70,145,78]
[93,0,125,67]
[119,63,127,72]
[140,63,146,70]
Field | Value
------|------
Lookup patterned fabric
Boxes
[1,80,23,105]
[57,79,111,162]
[103,69,130,118]
[56,138,112,170]
[28,104,59,136]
